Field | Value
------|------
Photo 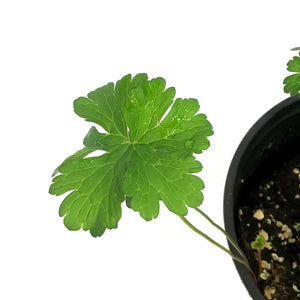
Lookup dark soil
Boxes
[237,154,300,300]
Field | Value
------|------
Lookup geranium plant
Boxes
[49,72,253,273]
[49,48,300,289]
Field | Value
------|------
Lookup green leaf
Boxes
[51,148,96,177]
[49,74,213,237]
[283,51,300,96]
[50,144,132,235]
[123,143,204,220]
[251,235,266,251]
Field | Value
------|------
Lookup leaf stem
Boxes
[180,216,244,264]
[194,208,249,264]
[179,214,255,279]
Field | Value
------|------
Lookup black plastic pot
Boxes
[224,94,300,299]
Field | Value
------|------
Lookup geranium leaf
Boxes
[49,74,213,237]
[283,50,300,96]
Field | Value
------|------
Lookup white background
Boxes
[1,1,299,299]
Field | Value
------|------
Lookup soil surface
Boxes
[237,154,300,300]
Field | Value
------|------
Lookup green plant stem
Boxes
[179,215,255,279]
[180,216,244,264]
[194,207,249,264]
[193,208,255,280]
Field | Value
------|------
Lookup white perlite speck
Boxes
[259,229,269,241]
[293,223,300,231]
[262,260,271,270]
[264,286,276,300]
[293,284,300,293]
[253,209,264,220]
[271,253,285,263]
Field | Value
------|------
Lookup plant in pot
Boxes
[49,49,300,300]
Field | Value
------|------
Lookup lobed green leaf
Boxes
[251,235,266,251]
[49,73,213,237]
[283,50,300,96]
